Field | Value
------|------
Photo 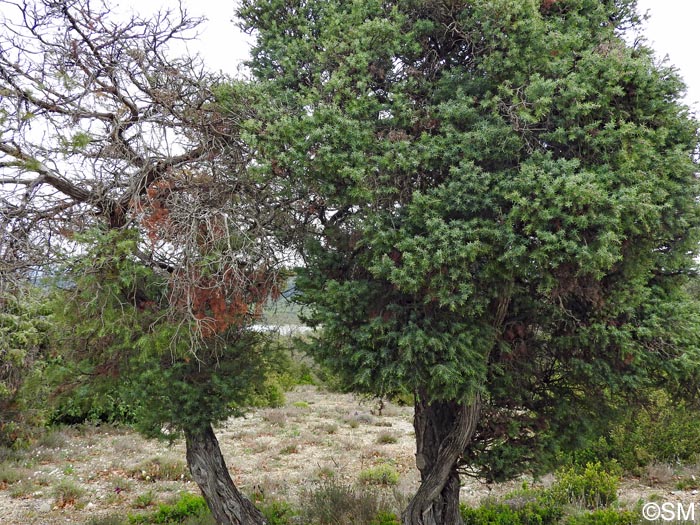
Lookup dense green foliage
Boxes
[568,391,700,473]
[551,462,620,510]
[0,287,52,446]
[49,229,275,440]
[129,493,210,524]
[240,0,700,483]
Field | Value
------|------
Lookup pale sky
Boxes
[127,0,699,111]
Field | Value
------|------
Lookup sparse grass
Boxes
[86,515,128,525]
[359,464,400,486]
[314,466,336,480]
[279,443,299,455]
[53,479,85,508]
[675,476,699,490]
[642,462,675,486]
[263,410,287,427]
[133,490,156,509]
[9,478,40,498]
[111,476,134,493]
[0,462,24,487]
[130,457,191,482]
[300,480,388,525]
[0,446,23,463]
[37,428,69,449]
[376,432,398,445]
[315,423,338,435]
[111,435,144,455]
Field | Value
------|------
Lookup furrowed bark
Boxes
[185,423,267,525]
[403,396,481,525]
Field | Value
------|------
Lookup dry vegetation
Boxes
[1,386,699,524]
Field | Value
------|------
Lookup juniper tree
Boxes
[238,1,700,523]
[0,2,288,523]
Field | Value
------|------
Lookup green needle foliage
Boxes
[239,0,700,491]
[49,228,275,441]
[0,286,52,446]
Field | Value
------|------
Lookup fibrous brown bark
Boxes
[403,396,481,525]
[185,423,266,525]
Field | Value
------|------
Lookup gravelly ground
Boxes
[1,386,697,524]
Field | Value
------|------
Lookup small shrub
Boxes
[249,376,286,408]
[131,457,190,482]
[642,462,675,486]
[569,391,700,474]
[376,432,398,445]
[0,461,24,487]
[552,462,619,509]
[279,443,299,455]
[37,428,69,449]
[9,479,39,498]
[370,511,401,525]
[259,500,298,525]
[262,410,287,427]
[134,490,156,509]
[111,477,134,494]
[53,479,85,508]
[314,466,335,480]
[129,492,208,524]
[300,480,384,525]
[564,508,638,525]
[676,476,700,491]
[359,464,400,486]
[461,485,563,525]
[319,424,337,435]
[461,498,562,525]
[181,514,216,525]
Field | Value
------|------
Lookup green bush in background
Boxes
[551,462,620,510]
[567,391,700,474]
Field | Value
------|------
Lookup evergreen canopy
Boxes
[240,1,700,518]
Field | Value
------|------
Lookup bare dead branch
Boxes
[0,0,289,351]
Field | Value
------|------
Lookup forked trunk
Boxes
[402,396,481,525]
[184,423,266,525]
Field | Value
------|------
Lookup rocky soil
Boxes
[1,386,698,524]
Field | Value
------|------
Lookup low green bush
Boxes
[259,500,298,525]
[49,383,138,425]
[129,492,208,524]
[551,462,619,510]
[567,391,700,474]
[370,511,401,525]
[460,488,563,525]
[564,508,638,525]
[358,464,400,486]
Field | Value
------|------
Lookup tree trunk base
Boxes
[185,423,266,525]
[402,397,480,525]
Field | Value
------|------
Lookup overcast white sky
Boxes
[126,0,699,111]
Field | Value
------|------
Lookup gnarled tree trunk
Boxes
[403,396,481,525]
[185,423,266,525]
